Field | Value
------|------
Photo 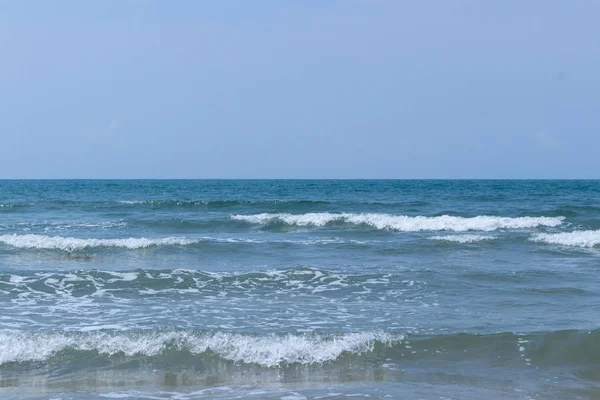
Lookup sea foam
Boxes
[0,234,199,252]
[0,234,373,252]
[531,230,600,248]
[0,330,401,367]
[430,234,496,243]
[232,213,564,232]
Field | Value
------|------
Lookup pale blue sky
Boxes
[1,0,599,178]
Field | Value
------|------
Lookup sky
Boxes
[1,0,599,179]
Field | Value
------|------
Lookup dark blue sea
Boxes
[1,180,599,399]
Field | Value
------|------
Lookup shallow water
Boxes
[1,180,599,399]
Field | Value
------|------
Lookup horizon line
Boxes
[1,178,599,181]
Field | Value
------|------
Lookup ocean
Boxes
[0,179,599,399]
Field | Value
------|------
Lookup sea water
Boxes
[0,180,599,399]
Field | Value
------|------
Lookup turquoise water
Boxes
[1,180,599,399]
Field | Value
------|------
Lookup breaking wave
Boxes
[531,230,600,248]
[0,330,401,367]
[232,213,564,232]
[0,234,379,252]
[2,328,600,368]
[0,234,200,251]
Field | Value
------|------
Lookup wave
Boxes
[0,330,401,367]
[232,213,564,232]
[0,221,128,232]
[0,234,378,252]
[531,230,600,248]
[2,328,599,368]
[430,234,496,243]
[0,234,201,251]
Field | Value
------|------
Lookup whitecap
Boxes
[531,230,600,248]
[430,234,496,243]
[0,234,199,252]
[0,330,402,367]
[232,213,564,232]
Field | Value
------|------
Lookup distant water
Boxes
[1,180,600,399]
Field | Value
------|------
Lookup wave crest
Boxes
[232,213,564,232]
[0,330,401,367]
[0,234,199,251]
[430,234,496,243]
[3,329,600,368]
[0,234,377,252]
[531,230,600,248]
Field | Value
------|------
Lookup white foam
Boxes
[0,330,401,367]
[531,230,600,248]
[7,221,127,231]
[107,272,138,282]
[430,234,496,243]
[232,213,564,232]
[0,234,199,251]
[0,234,385,251]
